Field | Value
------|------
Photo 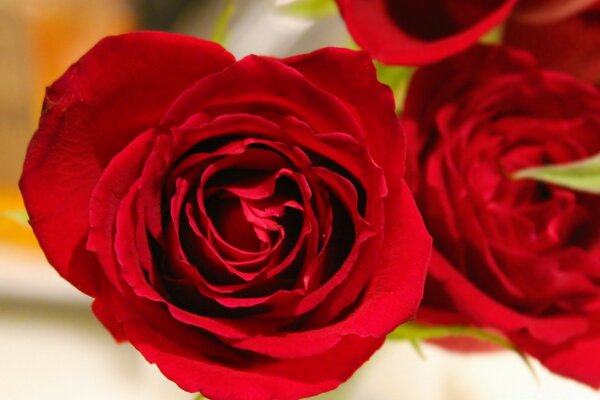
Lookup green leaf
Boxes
[278,0,338,19]
[408,338,425,359]
[211,0,236,46]
[389,322,512,348]
[0,209,28,226]
[512,152,600,195]
[480,26,504,44]
[193,394,205,400]
[374,62,415,112]
[389,323,537,379]
[345,38,360,51]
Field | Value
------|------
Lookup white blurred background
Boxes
[0,0,599,399]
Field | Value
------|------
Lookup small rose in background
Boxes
[20,31,431,400]
[335,0,518,65]
[403,45,600,388]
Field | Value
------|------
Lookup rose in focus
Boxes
[20,32,431,400]
[404,45,600,387]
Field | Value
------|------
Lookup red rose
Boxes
[335,0,517,65]
[505,1,600,83]
[403,45,600,387]
[20,32,431,400]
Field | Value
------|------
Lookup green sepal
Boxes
[278,0,338,19]
[480,26,504,44]
[512,153,600,195]
[0,209,29,226]
[374,62,415,112]
[389,323,537,378]
[211,0,236,46]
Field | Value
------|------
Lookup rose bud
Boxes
[403,45,600,388]
[20,32,431,400]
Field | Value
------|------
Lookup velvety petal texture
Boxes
[335,0,517,65]
[403,45,600,388]
[505,1,600,83]
[20,32,431,400]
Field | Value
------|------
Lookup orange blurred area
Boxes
[0,0,136,188]
[24,0,135,112]
[0,0,135,249]
[0,187,37,247]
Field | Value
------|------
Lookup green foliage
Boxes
[480,26,504,44]
[375,62,415,112]
[0,209,28,226]
[512,153,600,195]
[278,0,338,19]
[390,322,512,348]
[389,322,536,377]
[211,0,236,46]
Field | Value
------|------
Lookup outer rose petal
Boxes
[424,251,590,343]
[161,54,363,138]
[542,336,600,387]
[504,4,600,83]
[20,32,234,295]
[94,293,384,400]
[335,0,517,65]
[357,181,432,330]
[283,47,403,178]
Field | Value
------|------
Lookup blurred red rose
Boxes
[404,45,600,387]
[505,1,600,83]
[335,0,517,65]
[20,32,431,400]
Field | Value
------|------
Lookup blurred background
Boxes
[0,1,598,399]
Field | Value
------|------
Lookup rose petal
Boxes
[20,32,234,295]
[161,55,363,138]
[284,47,402,176]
